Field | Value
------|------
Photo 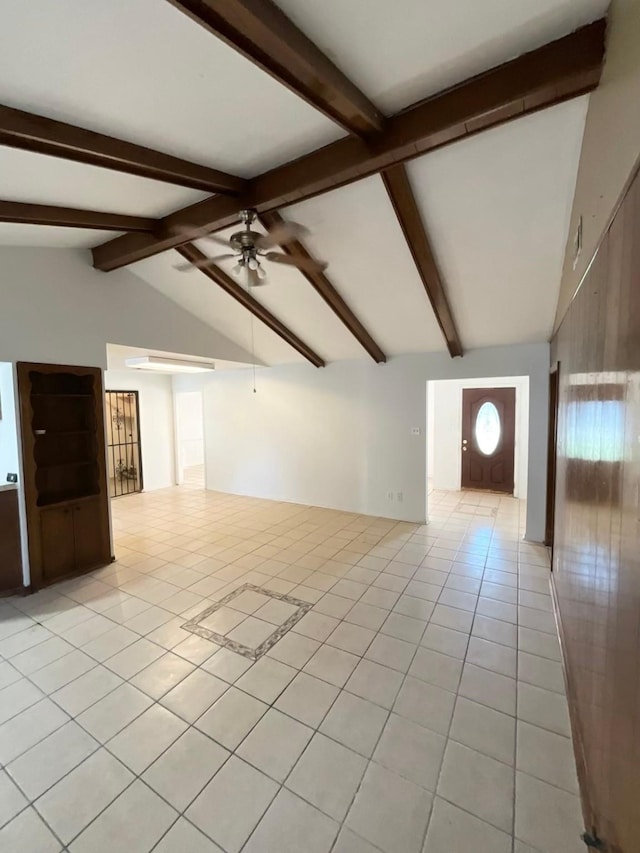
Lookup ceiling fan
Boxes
[173,208,327,286]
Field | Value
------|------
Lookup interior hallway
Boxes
[182,464,205,490]
[0,487,580,852]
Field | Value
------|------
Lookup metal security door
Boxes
[105,391,143,497]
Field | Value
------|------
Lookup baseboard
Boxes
[0,583,31,598]
[549,573,593,835]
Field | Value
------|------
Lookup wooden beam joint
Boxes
[92,20,607,272]
[259,211,386,363]
[166,0,384,137]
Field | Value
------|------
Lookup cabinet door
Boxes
[73,499,107,571]
[40,506,75,581]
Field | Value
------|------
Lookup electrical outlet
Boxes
[396,491,403,502]
[410,427,421,436]
[6,473,18,484]
[386,491,394,501]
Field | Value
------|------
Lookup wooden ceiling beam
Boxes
[93,20,606,271]
[0,104,245,195]
[176,243,325,367]
[259,211,387,363]
[166,0,383,137]
[381,165,462,358]
[0,200,157,233]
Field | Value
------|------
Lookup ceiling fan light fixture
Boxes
[256,265,267,280]
[247,257,259,271]
[231,262,243,277]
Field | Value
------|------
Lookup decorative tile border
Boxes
[181,583,313,661]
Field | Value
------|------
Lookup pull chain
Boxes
[247,275,257,393]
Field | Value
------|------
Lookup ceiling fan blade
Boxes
[171,224,230,248]
[173,253,236,272]
[264,252,327,273]
[207,253,237,263]
[256,220,309,249]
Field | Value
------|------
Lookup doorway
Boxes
[461,387,516,493]
[174,391,205,488]
[426,376,529,503]
[105,390,143,497]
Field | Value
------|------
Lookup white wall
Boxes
[177,343,550,541]
[104,370,175,492]
[0,363,20,483]
[174,391,204,484]
[0,247,254,368]
[426,381,435,484]
[428,376,529,498]
[0,246,256,583]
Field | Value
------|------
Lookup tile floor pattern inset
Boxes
[0,487,584,852]
[182,583,312,660]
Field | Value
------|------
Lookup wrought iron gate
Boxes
[105,390,143,497]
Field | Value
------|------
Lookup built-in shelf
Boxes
[29,370,101,509]
[37,488,101,507]
[38,461,95,471]
[18,362,111,588]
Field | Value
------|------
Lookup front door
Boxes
[461,387,516,493]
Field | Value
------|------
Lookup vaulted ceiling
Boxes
[0,0,609,366]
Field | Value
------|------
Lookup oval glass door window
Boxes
[475,402,501,455]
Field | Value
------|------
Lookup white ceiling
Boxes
[128,249,302,366]
[130,90,588,365]
[0,0,603,364]
[0,0,342,178]
[0,223,119,248]
[283,177,447,355]
[196,224,367,363]
[276,0,609,113]
[0,148,210,217]
[130,184,451,366]
[407,96,589,349]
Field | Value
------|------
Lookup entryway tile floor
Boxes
[0,487,583,852]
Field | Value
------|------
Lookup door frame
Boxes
[545,362,560,550]
[173,389,205,487]
[105,389,144,498]
[427,376,530,500]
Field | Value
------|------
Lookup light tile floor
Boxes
[0,486,584,852]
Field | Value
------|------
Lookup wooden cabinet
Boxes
[17,363,111,589]
[40,505,75,580]
[72,498,107,571]
[39,498,108,582]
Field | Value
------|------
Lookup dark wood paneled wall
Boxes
[551,161,640,853]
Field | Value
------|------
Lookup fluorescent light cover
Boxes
[125,356,215,373]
